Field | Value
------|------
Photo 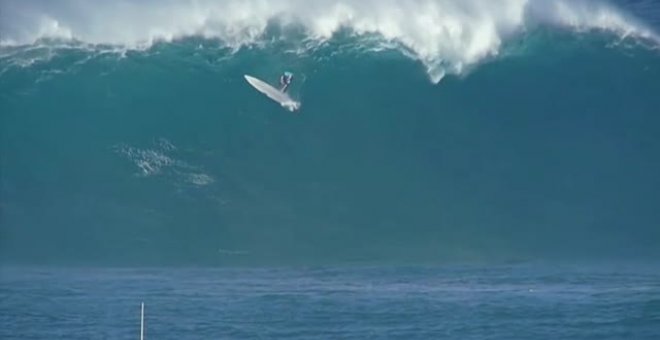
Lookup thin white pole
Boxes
[140,302,145,340]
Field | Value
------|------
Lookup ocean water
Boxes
[2,265,660,339]
[1,0,660,338]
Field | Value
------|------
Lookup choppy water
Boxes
[2,265,660,339]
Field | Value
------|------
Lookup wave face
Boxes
[1,0,660,265]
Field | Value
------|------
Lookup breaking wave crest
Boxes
[1,0,657,82]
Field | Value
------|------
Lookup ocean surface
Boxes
[2,265,660,339]
[1,0,660,338]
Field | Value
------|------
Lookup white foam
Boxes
[114,139,215,187]
[1,0,657,82]
[187,173,215,186]
[116,145,177,176]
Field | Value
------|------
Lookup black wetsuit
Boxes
[280,75,292,92]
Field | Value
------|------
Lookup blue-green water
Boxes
[3,31,660,265]
[2,0,660,338]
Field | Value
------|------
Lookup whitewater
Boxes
[1,0,658,82]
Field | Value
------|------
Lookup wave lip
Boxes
[1,0,658,82]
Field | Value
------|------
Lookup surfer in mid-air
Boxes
[279,72,293,93]
[243,73,301,111]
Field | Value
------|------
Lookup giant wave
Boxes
[1,0,660,265]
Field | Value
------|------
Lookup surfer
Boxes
[279,72,293,93]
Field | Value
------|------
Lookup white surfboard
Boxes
[244,75,300,112]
